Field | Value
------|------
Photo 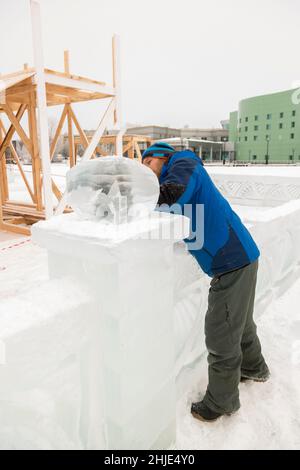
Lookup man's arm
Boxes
[158,183,186,205]
[158,157,199,206]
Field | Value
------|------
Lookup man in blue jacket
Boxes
[142,142,270,422]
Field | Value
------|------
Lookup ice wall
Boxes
[0,277,95,449]
[210,172,300,207]
[2,166,300,449]
[174,198,300,385]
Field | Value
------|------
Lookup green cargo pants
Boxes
[203,260,269,414]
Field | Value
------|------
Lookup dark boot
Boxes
[241,368,270,382]
[191,401,233,422]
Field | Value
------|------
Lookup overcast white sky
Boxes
[1,0,300,129]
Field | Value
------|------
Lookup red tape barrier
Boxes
[0,238,31,253]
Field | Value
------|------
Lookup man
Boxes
[142,142,270,422]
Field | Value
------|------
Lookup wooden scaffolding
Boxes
[0,0,122,236]
[74,134,152,162]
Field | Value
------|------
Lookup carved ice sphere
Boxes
[66,156,159,223]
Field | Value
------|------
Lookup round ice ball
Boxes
[66,156,159,223]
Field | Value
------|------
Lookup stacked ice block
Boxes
[32,210,190,449]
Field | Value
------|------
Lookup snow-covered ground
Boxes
[208,165,300,178]
[1,230,299,449]
[7,163,67,204]
[176,277,300,450]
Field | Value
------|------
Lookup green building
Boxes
[229,88,300,163]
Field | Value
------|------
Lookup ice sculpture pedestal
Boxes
[32,211,189,450]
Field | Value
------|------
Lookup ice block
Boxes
[32,207,189,450]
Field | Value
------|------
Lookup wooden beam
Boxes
[112,35,123,157]
[128,140,134,159]
[64,50,70,75]
[2,102,32,155]
[0,104,27,161]
[69,106,96,157]
[4,83,34,98]
[5,94,31,105]
[28,91,43,210]
[37,102,65,202]
[0,172,3,226]
[67,104,75,167]
[80,98,115,163]
[46,94,73,106]
[50,104,68,159]
[44,68,106,86]
[46,84,104,102]
[51,179,62,201]
[8,142,35,203]
[0,221,31,235]
[122,142,132,155]
[44,72,115,97]
[5,216,26,225]
[0,120,9,201]
[4,200,37,208]
[30,0,53,218]
[95,145,109,156]
[0,69,34,80]
[134,141,142,161]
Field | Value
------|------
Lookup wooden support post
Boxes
[199,145,202,159]
[116,129,125,157]
[112,34,123,157]
[0,162,3,228]
[28,91,43,208]
[134,140,142,161]
[128,138,134,159]
[122,141,132,156]
[0,120,9,202]
[35,105,67,204]
[64,50,70,75]
[67,104,75,166]
[30,0,53,218]
[50,105,68,159]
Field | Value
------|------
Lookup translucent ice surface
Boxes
[66,156,159,223]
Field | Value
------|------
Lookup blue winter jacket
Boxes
[157,150,260,277]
